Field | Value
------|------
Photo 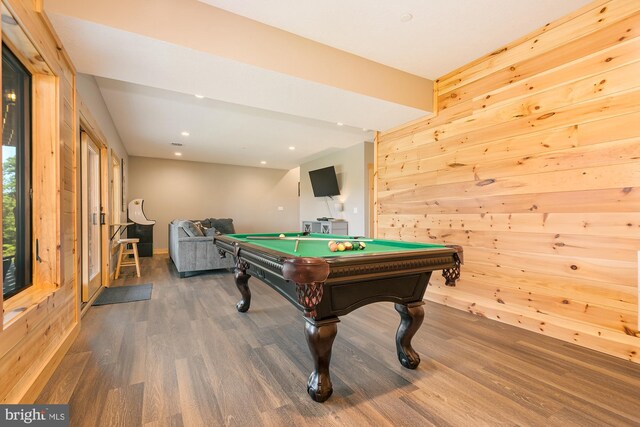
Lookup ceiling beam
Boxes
[43,0,433,112]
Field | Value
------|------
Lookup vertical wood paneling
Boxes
[377,0,640,362]
[0,0,78,402]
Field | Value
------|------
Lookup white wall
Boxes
[299,142,374,236]
[128,156,300,249]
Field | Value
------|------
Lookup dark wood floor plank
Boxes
[115,320,148,387]
[65,360,117,427]
[98,383,144,427]
[36,255,640,426]
[141,332,181,424]
[175,355,224,426]
[36,351,91,404]
[142,413,183,427]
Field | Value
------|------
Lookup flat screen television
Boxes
[309,166,340,197]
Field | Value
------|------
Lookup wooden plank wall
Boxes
[377,0,640,362]
[0,0,78,402]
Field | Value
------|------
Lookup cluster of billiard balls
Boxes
[328,240,367,252]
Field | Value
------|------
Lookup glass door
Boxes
[81,131,102,302]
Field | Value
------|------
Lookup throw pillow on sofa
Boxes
[193,221,207,235]
[204,227,219,237]
[209,218,235,234]
[180,220,205,237]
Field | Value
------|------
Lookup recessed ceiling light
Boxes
[174,152,182,156]
[181,131,190,136]
[400,13,413,22]
[362,128,369,132]
[260,161,267,165]
[337,122,344,126]
[171,142,183,146]
[289,146,295,150]
[194,94,204,99]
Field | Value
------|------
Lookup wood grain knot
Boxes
[476,179,496,187]
[537,112,555,120]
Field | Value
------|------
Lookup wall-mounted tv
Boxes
[309,166,340,197]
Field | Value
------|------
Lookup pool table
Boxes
[214,232,462,402]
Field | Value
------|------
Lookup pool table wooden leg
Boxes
[234,260,251,312]
[395,302,425,369]
[304,317,339,403]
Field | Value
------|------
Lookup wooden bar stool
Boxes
[115,238,141,279]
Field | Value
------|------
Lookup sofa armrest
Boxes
[178,236,214,243]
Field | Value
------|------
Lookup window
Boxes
[2,44,32,299]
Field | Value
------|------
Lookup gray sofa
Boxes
[168,218,235,277]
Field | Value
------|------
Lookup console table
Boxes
[302,220,348,235]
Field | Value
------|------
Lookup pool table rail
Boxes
[215,236,462,319]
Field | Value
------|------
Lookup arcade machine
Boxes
[127,198,156,257]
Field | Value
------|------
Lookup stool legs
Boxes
[115,240,141,279]
[115,242,125,279]
[132,242,140,277]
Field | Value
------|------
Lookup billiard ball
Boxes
[337,243,345,252]
[327,240,336,248]
[279,234,286,238]
[329,243,338,252]
[359,242,366,250]
[344,241,353,250]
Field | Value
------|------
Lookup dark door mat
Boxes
[92,283,153,306]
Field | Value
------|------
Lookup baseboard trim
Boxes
[153,248,168,255]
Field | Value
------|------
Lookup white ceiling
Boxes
[97,77,369,166]
[44,0,592,170]
[200,0,592,79]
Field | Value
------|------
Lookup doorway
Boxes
[81,130,104,302]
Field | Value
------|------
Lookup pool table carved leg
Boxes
[395,302,425,369]
[304,317,339,403]
[234,260,251,313]
[443,250,462,286]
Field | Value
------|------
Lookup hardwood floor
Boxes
[37,255,640,426]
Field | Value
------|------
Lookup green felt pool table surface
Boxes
[226,232,450,258]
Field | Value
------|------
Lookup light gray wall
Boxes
[76,74,129,272]
[300,142,374,237]
[77,74,128,161]
[128,156,300,249]
[77,74,129,225]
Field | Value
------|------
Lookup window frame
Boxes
[2,42,32,300]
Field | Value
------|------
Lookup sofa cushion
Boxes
[204,227,219,237]
[209,218,235,234]
[180,220,204,237]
